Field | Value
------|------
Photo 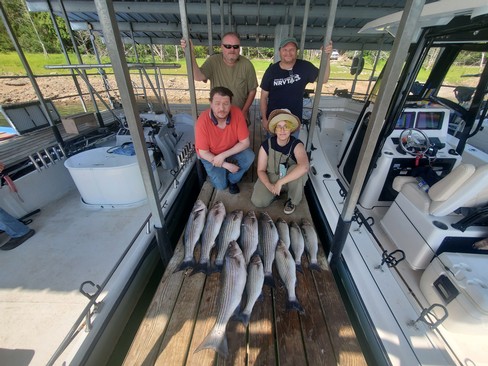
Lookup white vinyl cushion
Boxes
[430,164,488,216]
[401,182,431,213]
[428,163,475,202]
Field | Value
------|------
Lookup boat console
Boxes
[340,105,462,209]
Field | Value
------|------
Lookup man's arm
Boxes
[241,88,257,117]
[213,137,250,167]
[180,39,208,82]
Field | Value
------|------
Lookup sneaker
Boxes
[1,229,35,251]
[228,183,240,195]
[284,199,295,215]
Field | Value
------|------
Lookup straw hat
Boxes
[267,109,300,134]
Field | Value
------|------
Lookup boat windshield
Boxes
[409,46,488,153]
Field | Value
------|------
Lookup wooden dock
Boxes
[123,181,366,365]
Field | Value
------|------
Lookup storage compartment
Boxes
[420,252,488,334]
[64,147,160,207]
[62,112,98,134]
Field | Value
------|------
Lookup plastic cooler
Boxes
[64,147,160,207]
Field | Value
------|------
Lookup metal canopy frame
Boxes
[25,0,437,51]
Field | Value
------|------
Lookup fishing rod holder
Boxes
[413,303,449,330]
[79,280,103,331]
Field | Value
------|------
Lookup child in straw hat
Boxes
[251,109,309,214]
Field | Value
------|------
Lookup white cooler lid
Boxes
[437,252,488,314]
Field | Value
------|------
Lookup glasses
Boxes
[276,125,291,131]
[222,44,240,49]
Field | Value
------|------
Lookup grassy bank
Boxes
[0,52,364,79]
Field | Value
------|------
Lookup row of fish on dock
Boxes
[175,199,320,357]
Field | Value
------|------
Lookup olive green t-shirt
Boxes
[201,54,258,110]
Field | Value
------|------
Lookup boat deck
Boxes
[123,104,367,365]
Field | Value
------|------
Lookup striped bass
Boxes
[289,221,304,273]
[275,240,304,313]
[191,201,226,275]
[214,209,243,272]
[258,212,278,287]
[239,210,259,265]
[175,199,207,272]
[195,241,247,357]
[276,217,290,249]
[238,254,264,326]
[301,219,320,271]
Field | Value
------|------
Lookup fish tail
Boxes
[238,312,251,327]
[309,262,321,272]
[173,258,195,273]
[264,273,275,288]
[212,261,223,273]
[194,328,228,357]
[286,299,305,314]
[190,262,208,276]
[296,263,304,274]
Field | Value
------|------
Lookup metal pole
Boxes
[306,0,337,152]
[220,0,224,37]
[290,0,297,37]
[94,0,172,265]
[206,0,213,54]
[45,0,87,112]
[88,25,113,101]
[350,48,364,95]
[58,0,101,122]
[329,0,426,264]
[365,40,383,99]
[0,2,63,146]
[179,0,198,121]
[130,23,149,110]
[298,0,310,59]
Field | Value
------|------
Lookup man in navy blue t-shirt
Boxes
[260,37,333,131]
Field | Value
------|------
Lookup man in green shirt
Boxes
[181,32,258,124]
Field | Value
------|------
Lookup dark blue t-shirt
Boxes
[262,135,303,164]
[260,59,319,120]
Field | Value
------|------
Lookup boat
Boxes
[303,2,488,365]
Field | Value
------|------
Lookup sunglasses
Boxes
[276,124,291,131]
[222,44,240,49]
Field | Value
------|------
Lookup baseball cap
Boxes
[279,37,298,49]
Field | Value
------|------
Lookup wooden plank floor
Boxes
[123,101,367,365]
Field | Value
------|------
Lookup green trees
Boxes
[0,0,70,54]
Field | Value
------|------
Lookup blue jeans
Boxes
[0,207,29,238]
[200,148,255,190]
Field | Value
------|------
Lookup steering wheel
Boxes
[399,128,431,156]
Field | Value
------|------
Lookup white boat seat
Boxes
[392,164,488,216]
[382,163,488,270]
